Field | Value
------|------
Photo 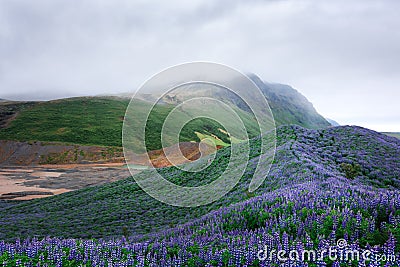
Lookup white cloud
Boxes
[0,0,399,131]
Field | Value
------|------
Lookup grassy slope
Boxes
[0,97,128,147]
[0,101,37,129]
[0,97,260,150]
[0,89,330,149]
[143,100,260,151]
[0,125,399,241]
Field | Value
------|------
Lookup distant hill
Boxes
[0,97,257,150]
[383,132,400,139]
[0,77,331,148]
[326,118,340,126]
[249,75,331,129]
[132,74,331,130]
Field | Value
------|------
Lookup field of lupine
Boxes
[0,125,399,266]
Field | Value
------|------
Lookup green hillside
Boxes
[0,77,332,149]
[0,97,128,147]
[0,97,260,150]
[0,125,399,241]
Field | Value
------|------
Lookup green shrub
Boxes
[340,163,362,179]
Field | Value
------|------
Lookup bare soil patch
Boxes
[0,163,134,200]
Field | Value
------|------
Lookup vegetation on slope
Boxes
[0,126,399,266]
[0,80,332,149]
[0,97,128,147]
[0,97,259,150]
[0,125,398,242]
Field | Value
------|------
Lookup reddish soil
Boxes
[0,140,219,200]
[0,140,124,166]
[129,141,217,168]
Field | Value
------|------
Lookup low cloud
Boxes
[0,0,399,131]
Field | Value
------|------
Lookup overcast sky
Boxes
[0,0,399,131]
